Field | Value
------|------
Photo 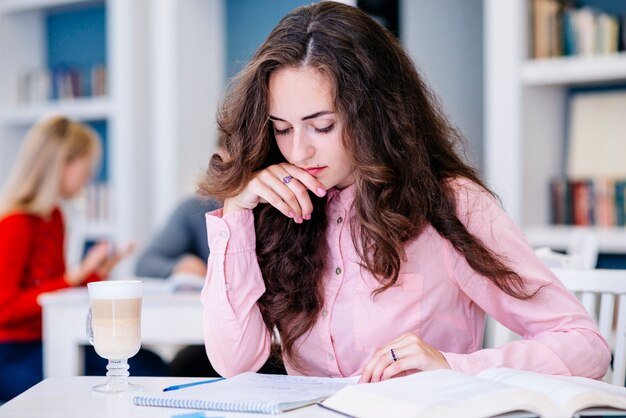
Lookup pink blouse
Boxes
[201,179,610,379]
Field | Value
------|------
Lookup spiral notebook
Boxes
[133,372,358,414]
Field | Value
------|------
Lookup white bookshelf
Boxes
[0,0,151,275]
[0,0,226,274]
[485,0,626,252]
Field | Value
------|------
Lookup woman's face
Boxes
[60,153,94,198]
[268,66,354,190]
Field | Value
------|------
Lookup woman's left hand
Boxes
[358,333,450,383]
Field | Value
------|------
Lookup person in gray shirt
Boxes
[136,196,219,376]
[136,197,219,279]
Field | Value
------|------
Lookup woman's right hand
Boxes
[223,163,326,223]
[65,241,135,286]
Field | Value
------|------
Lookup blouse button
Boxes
[321,308,328,317]
[336,216,343,224]
[328,353,335,361]
[335,267,342,275]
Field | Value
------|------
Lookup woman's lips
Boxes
[305,167,326,176]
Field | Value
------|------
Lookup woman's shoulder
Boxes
[0,207,60,228]
[0,210,35,231]
[445,177,503,227]
[446,177,495,206]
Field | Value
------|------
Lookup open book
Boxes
[134,372,358,414]
[138,274,205,293]
[321,368,626,418]
[166,272,205,292]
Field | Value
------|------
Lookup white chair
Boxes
[551,267,626,386]
[534,229,599,270]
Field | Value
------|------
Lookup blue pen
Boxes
[163,377,226,392]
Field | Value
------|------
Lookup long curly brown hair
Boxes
[200,2,534,371]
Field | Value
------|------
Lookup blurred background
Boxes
[0,0,624,274]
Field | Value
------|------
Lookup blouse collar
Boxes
[326,182,356,211]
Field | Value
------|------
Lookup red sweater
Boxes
[0,208,99,342]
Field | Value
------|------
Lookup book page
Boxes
[167,272,205,292]
[479,368,626,417]
[139,373,358,413]
[322,370,556,418]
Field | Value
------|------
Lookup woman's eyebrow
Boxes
[268,111,334,122]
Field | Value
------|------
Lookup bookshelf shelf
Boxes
[0,0,89,14]
[525,225,626,253]
[522,53,626,86]
[0,96,111,126]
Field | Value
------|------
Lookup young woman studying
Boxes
[199,2,610,382]
[0,116,132,401]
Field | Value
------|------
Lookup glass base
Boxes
[92,379,142,394]
[91,358,142,394]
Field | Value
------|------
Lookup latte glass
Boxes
[86,280,143,394]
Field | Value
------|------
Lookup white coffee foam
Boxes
[88,280,143,299]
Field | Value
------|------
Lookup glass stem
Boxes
[106,359,130,385]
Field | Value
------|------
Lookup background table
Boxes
[38,281,204,377]
[0,376,337,418]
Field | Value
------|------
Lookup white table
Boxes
[2,377,622,418]
[38,281,204,377]
[0,377,335,418]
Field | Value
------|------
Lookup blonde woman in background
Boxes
[0,116,134,402]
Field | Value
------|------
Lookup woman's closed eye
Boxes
[272,122,335,136]
[273,123,335,136]
[273,126,292,136]
[314,124,335,134]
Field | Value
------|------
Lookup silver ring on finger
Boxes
[282,175,293,184]
[390,348,398,362]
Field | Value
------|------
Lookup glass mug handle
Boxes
[86,308,94,346]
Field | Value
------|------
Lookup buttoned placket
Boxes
[216,226,230,292]
[322,202,347,371]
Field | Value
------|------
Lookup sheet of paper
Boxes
[158,373,359,405]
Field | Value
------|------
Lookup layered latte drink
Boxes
[91,296,141,359]
[87,280,143,393]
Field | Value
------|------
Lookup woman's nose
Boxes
[291,129,315,162]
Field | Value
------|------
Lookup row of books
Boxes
[532,0,626,59]
[16,64,107,104]
[550,177,626,227]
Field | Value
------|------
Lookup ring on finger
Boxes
[282,175,293,184]
[390,348,398,362]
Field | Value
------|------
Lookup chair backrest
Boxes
[534,229,599,270]
[535,247,586,269]
[566,230,599,269]
[551,267,626,386]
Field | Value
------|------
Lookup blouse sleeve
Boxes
[440,179,611,379]
[201,208,271,377]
